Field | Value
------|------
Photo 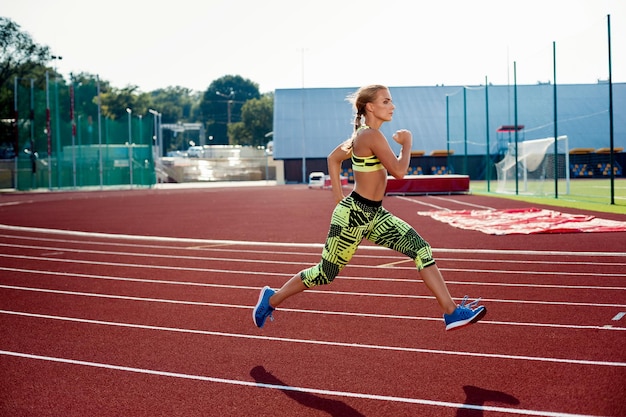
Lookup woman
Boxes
[253,84,486,331]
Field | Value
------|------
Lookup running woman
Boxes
[253,84,486,331]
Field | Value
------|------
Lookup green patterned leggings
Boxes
[301,192,435,288]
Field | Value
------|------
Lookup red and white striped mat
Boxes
[418,207,626,235]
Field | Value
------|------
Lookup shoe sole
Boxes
[252,286,272,328]
[445,306,487,331]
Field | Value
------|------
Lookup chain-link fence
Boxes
[444,15,623,202]
[6,77,155,190]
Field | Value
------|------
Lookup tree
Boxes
[234,93,273,147]
[199,75,260,145]
[98,84,154,121]
[0,17,51,88]
[0,16,275,158]
[150,86,197,124]
[68,72,108,121]
[0,17,53,149]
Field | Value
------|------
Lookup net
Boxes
[8,78,156,191]
[495,136,569,196]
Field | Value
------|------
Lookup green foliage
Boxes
[0,17,53,147]
[0,17,274,151]
[0,17,51,86]
[200,75,261,145]
[238,94,273,147]
[150,86,198,124]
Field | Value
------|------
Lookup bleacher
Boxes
[569,147,623,178]
[570,163,594,178]
[341,149,451,183]
[337,147,623,184]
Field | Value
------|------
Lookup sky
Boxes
[3,0,625,93]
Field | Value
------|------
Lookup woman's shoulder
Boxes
[353,127,386,155]
[356,129,386,149]
[357,126,385,140]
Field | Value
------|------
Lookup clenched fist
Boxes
[392,129,412,146]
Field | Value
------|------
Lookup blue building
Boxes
[273,83,625,182]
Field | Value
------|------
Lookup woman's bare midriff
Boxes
[352,169,388,201]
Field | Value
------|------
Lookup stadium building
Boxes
[272,83,625,184]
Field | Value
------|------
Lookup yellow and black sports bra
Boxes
[351,153,383,172]
[351,125,384,172]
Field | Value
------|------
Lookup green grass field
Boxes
[470,178,626,215]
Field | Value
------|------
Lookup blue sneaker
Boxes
[444,296,486,331]
[253,286,275,328]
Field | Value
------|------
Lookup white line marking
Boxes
[2,252,625,280]
[2,225,625,257]
[428,195,496,210]
[0,350,608,417]
[2,280,626,309]
[0,201,27,207]
[612,312,626,321]
[0,224,324,249]
[15,234,619,267]
[1,284,625,331]
[1,310,624,367]
[395,196,450,210]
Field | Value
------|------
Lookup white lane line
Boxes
[0,224,325,249]
[2,282,626,309]
[1,310,624,367]
[1,285,626,331]
[0,201,27,207]
[3,240,626,271]
[0,350,608,417]
[612,312,626,321]
[2,253,625,279]
[4,264,624,292]
[428,196,496,210]
[2,226,625,257]
[395,196,450,210]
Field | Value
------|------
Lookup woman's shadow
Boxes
[456,385,520,417]
[250,367,518,417]
[250,366,365,417]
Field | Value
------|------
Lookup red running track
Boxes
[0,184,624,417]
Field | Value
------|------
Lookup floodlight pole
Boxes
[607,14,615,205]
[445,95,450,172]
[126,108,133,187]
[463,87,467,175]
[52,55,62,188]
[553,41,558,199]
[149,110,158,183]
[46,72,52,190]
[97,75,103,189]
[13,77,18,189]
[301,48,307,184]
[30,79,35,188]
[514,62,519,195]
[216,90,234,144]
[70,83,77,188]
[485,76,491,192]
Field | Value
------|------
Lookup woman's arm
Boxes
[327,143,352,203]
[368,129,413,179]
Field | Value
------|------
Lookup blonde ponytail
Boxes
[353,112,363,132]
[341,84,387,153]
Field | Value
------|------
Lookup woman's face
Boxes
[367,88,395,122]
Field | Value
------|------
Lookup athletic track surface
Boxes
[0,184,624,417]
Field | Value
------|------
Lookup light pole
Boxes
[51,55,62,188]
[216,90,234,123]
[216,90,234,143]
[138,114,143,185]
[126,108,133,187]
[148,109,160,184]
[148,109,160,155]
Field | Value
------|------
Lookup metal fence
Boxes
[8,77,155,190]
